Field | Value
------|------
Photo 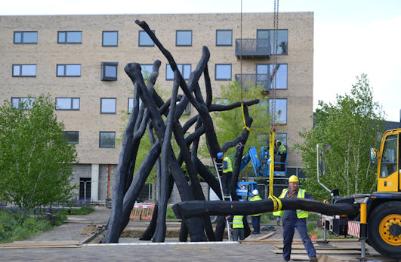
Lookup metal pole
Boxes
[359,199,368,260]
[361,239,366,260]
[316,144,331,193]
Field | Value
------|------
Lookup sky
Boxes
[1,0,400,121]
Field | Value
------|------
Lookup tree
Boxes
[210,82,271,158]
[0,96,76,211]
[297,74,384,199]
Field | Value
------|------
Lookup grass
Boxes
[0,206,95,243]
[63,206,95,216]
[0,210,60,243]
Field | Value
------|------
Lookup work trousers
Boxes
[251,215,261,234]
[232,228,245,241]
[283,218,316,261]
[221,172,232,195]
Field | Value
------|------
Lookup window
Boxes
[141,64,153,79]
[166,64,191,80]
[256,64,287,89]
[64,131,79,144]
[128,98,134,113]
[11,97,35,109]
[99,131,116,148]
[100,98,116,114]
[216,30,232,46]
[276,133,287,146]
[101,62,118,81]
[102,31,118,47]
[128,98,142,114]
[14,31,38,44]
[12,64,36,77]
[269,98,287,125]
[256,29,288,55]
[138,30,154,47]
[57,64,81,77]
[176,30,192,46]
[58,31,82,44]
[215,64,232,80]
[55,97,80,110]
[381,135,398,178]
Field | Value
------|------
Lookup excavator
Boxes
[320,128,401,258]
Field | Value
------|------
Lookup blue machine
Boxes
[239,146,287,177]
[236,146,287,199]
[236,181,258,199]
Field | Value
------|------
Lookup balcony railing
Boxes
[235,74,271,91]
[235,39,271,58]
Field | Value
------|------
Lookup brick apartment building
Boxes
[0,12,313,203]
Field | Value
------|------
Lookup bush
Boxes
[261,213,276,224]
[0,210,54,243]
[65,206,94,216]
[166,206,176,220]
[0,96,76,210]
[0,211,17,242]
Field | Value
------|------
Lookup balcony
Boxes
[235,74,271,92]
[235,39,271,58]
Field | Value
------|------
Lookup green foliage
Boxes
[0,210,56,243]
[64,206,95,216]
[208,82,270,158]
[166,206,176,219]
[118,110,157,183]
[297,74,384,199]
[0,96,76,210]
[260,212,276,224]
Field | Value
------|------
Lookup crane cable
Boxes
[240,0,250,132]
[268,0,282,213]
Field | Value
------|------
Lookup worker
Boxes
[273,175,317,262]
[232,200,245,241]
[250,189,262,234]
[277,140,287,171]
[222,156,233,194]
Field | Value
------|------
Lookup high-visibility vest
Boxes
[278,144,287,154]
[233,215,244,229]
[250,195,262,216]
[272,188,308,219]
[223,157,233,173]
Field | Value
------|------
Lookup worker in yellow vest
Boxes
[232,214,245,241]
[273,175,317,262]
[277,140,287,171]
[222,156,233,194]
[250,189,262,234]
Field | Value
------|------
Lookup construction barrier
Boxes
[130,203,155,221]
[347,221,360,238]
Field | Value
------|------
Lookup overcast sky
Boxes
[1,0,400,121]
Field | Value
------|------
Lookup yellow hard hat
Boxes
[288,175,299,183]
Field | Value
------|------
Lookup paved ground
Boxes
[29,206,110,242]
[2,207,395,262]
[1,242,286,262]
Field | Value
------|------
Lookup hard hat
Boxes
[252,189,259,196]
[288,175,299,183]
